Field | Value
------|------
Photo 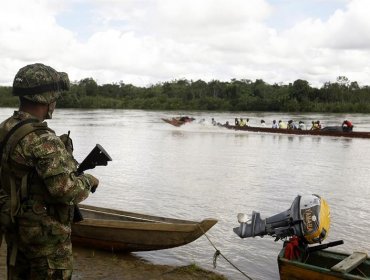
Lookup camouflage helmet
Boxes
[12,63,70,104]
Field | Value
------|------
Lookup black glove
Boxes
[84,174,100,193]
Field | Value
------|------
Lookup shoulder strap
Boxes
[0,119,39,159]
[1,120,53,167]
[8,122,52,154]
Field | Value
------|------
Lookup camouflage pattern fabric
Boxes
[7,247,72,280]
[12,63,70,104]
[0,110,97,278]
[0,189,9,248]
[2,111,93,209]
[22,90,61,104]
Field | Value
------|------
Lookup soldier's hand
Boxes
[59,133,74,154]
[85,174,99,193]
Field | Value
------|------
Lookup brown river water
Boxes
[1,108,370,280]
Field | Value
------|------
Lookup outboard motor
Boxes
[234,194,331,244]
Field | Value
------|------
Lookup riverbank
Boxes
[0,238,226,279]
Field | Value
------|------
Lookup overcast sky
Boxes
[1,0,370,88]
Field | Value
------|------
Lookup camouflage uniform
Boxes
[0,63,99,279]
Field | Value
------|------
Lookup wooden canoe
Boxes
[278,248,370,279]
[224,125,370,139]
[71,204,217,252]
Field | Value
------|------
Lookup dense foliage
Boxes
[1,76,370,112]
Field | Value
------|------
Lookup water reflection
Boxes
[311,137,322,143]
[171,131,185,138]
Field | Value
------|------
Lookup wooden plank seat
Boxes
[331,252,368,273]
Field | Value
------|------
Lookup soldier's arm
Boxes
[19,130,97,204]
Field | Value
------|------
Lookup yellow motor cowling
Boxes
[300,195,330,244]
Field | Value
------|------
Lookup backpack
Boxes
[0,119,52,226]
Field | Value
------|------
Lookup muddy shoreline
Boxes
[0,238,226,279]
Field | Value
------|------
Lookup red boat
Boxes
[162,116,195,127]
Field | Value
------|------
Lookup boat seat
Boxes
[331,251,368,273]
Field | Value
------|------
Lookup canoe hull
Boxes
[278,249,370,280]
[71,204,217,252]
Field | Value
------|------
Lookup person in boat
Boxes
[198,118,206,124]
[310,121,321,130]
[234,118,239,126]
[239,118,246,127]
[245,118,250,127]
[272,120,278,129]
[0,63,99,279]
[211,118,217,126]
[278,120,287,129]
[178,116,194,122]
[287,120,298,130]
[224,121,230,127]
[298,121,306,130]
[260,119,266,127]
[342,120,354,132]
[173,116,183,122]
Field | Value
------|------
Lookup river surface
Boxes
[1,108,370,280]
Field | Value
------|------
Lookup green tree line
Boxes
[1,76,370,112]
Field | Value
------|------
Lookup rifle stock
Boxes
[73,144,112,223]
[77,144,112,177]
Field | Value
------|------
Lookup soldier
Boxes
[0,63,99,279]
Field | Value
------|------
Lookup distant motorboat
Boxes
[162,116,195,127]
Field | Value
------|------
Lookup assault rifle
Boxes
[76,144,112,192]
[73,144,112,222]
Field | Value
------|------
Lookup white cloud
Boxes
[0,0,75,83]
[324,0,370,49]
[274,0,370,86]
[1,0,370,88]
